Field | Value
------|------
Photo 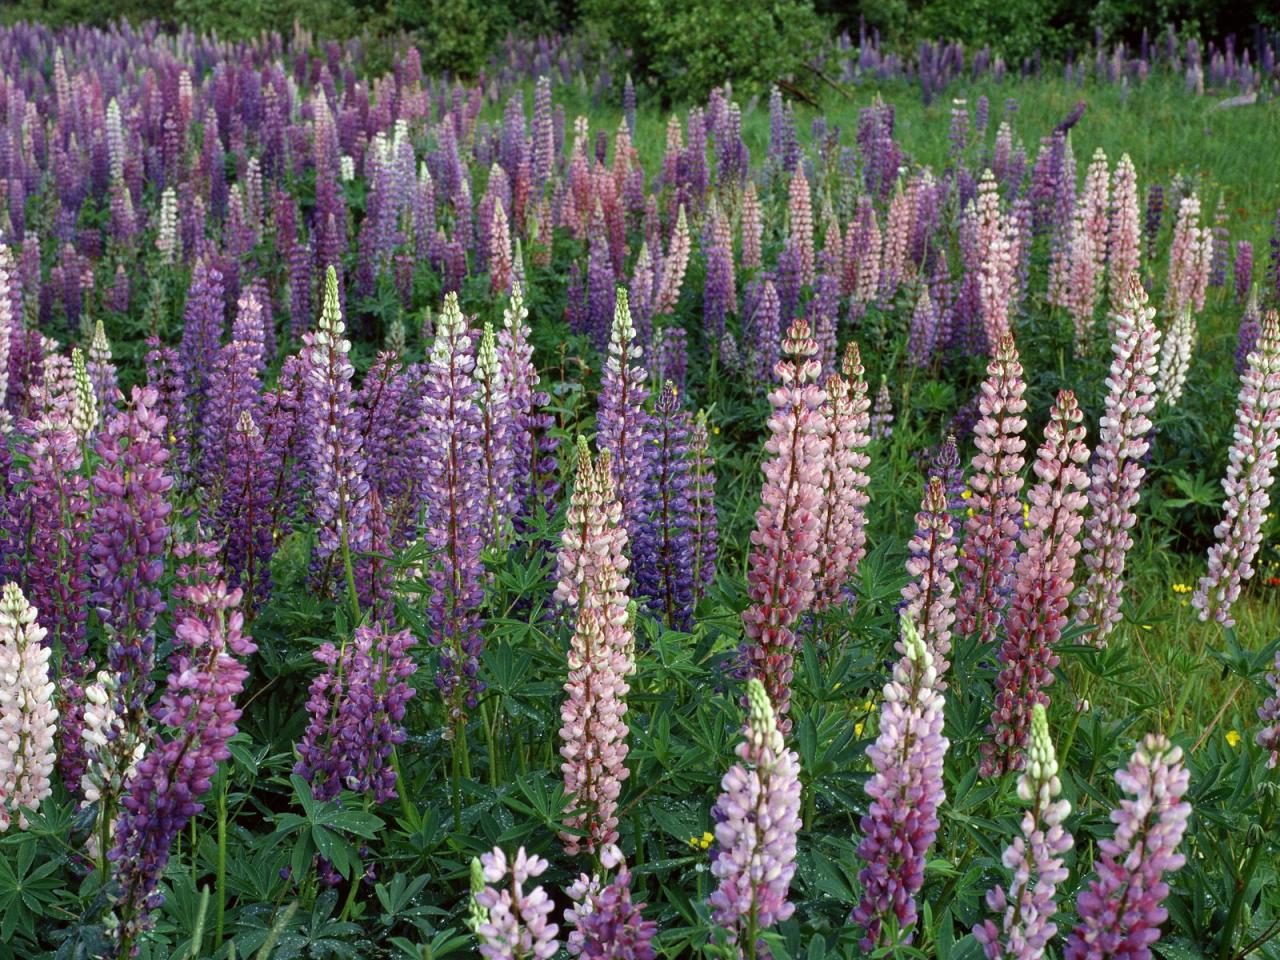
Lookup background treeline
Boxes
[4,0,1279,97]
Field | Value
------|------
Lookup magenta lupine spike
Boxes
[654,205,690,316]
[1164,194,1211,318]
[788,169,815,287]
[596,289,650,544]
[1258,651,1280,768]
[853,614,948,950]
[708,678,803,948]
[294,623,417,803]
[475,847,560,960]
[13,413,92,787]
[1064,736,1191,960]
[566,858,656,960]
[976,170,1018,350]
[301,265,372,572]
[110,581,255,951]
[740,320,829,730]
[1065,206,1101,352]
[422,292,486,727]
[742,181,763,272]
[219,411,275,604]
[91,386,174,719]
[1192,310,1280,626]
[982,390,1090,778]
[956,336,1028,646]
[690,410,718,603]
[0,583,57,832]
[901,477,959,677]
[974,704,1073,960]
[1108,155,1141,307]
[477,323,515,545]
[814,345,872,611]
[1077,277,1162,642]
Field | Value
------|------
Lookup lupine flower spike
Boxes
[900,477,959,677]
[1193,311,1280,625]
[708,678,802,956]
[474,847,560,960]
[853,614,948,950]
[0,584,58,832]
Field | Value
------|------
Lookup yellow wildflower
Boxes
[1226,730,1241,748]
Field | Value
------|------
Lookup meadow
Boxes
[0,17,1276,960]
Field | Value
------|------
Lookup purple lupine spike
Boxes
[982,390,1090,778]
[596,289,650,546]
[294,622,417,803]
[635,382,694,630]
[1235,288,1261,375]
[1259,651,1280,768]
[1077,277,1161,643]
[109,581,255,953]
[302,265,371,583]
[358,352,421,542]
[708,678,802,949]
[1064,736,1191,960]
[499,286,559,532]
[422,292,486,731]
[200,292,266,491]
[930,435,966,541]
[586,227,616,352]
[853,614,948,950]
[90,387,173,720]
[1144,184,1164,248]
[956,336,1028,646]
[1209,195,1230,288]
[1234,240,1253,304]
[218,410,275,605]
[690,410,718,603]
[1193,311,1280,626]
[179,258,226,412]
[144,338,191,483]
[908,285,939,368]
[13,413,93,788]
[974,703,1072,960]
[746,279,782,386]
[901,477,959,677]
[566,860,655,959]
[703,240,735,344]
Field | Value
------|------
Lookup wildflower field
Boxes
[1,16,1279,960]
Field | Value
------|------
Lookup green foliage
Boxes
[581,0,827,102]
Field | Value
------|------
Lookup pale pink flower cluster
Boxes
[741,319,829,729]
[901,477,959,676]
[0,584,58,832]
[1156,307,1197,407]
[1193,310,1280,625]
[741,181,763,271]
[975,171,1020,350]
[1078,277,1162,641]
[475,847,560,960]
[654,204,690,316]
[1163,194,1212,318]
[1107,155,1141,307]
[814,341,873,611]
[880,181,912,300]
[957,336,1028,646]
[788,169,815,286]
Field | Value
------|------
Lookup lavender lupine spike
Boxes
[1258,652,1280,768]
[956,336,1028,646]
[0,584,57,832]
[740,320,829,730]
[91,387,174,719]
[708,678,803,951]
[422,292,486,728]
[302,265,372,574]
[565,857,656,960]
[219,411,275,604]
[690,410,718,602]
[1192,311,1280,626]
[110,581,255,951]
[635,383,695,629]
[982,391,1091,777]
[1077,277,1162,642]
[853,614,948,951]
[814,346,872,611]
[475,847,560,960]
[974,704,1073,960]
[596,289,650,544]
[294,623,417,803]
[1064,736,1191,960]
[901,477,959,677]
[477,322,516,545]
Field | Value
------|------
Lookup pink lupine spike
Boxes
[788,169,815,287]
[1192,310,1280,626]
[1164,194,1211,319]
[982,389,1090,778]
[976,170,1019,349]
[654,205,690,316]
[956,335,1029,646]
[1064,736,1191,960]
[1107,155,1141,308]
[814,342,872,611]
[741,181,762,272]
[901,477,959,677]
[852,614,948,950]
[1077,276,1162,642]
[740,319,829,730]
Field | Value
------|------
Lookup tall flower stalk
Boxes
[983,390,1090,777]
[596,289,650,544]
[901,477,959,676]
[853,614,948,950]
[740,319,829,730]
[1077,276,1162,642]
[0,584,57,832]
[474,847,560,960]
[636,383,694,629]
[708,678,802,958]
[1192,310,1280,626]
